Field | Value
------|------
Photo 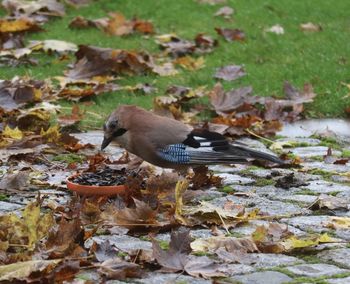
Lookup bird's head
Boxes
[101,108,128,150]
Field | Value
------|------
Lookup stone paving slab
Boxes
[232,271,293,284]
[328,276,350,284]
[285,263,349,277]
[317,248,350,269]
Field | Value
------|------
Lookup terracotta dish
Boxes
[66,174,126,196]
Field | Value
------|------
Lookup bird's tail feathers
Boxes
[228,144,284,164]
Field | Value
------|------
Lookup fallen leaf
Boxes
[2,126,23,139]
[194,33,217,53]
[275,173,309,189]
[265,24,284,35]
[98,259,143,280]
[0,18,42,33]
[183,256,225,279]
[0,170,29,189]
[215,27,245,42]
[101,198,158,230]
[191,165,222,189]
[182,200,245,225]
[0,259,61,282]
[300,22,322,32]
[173,56,205,71]
[281,233,339,251]
[209,83,255,114]
[325,217,350,229]
[2,0,65,22]
[191,236,258,254]
[66,45,153,79]
[214,6,234,19]
[152,228,192,272]
[197,0,226,4]
[153,62,179,76]
[0,201,55,251]
[214,65,246,81]
[29,40,78,53]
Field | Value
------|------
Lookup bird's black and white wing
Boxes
[156,129,283,165]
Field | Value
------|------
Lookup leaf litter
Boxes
[0,0,348,282]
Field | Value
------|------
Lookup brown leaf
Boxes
[45,217,83,258]
[191,166,222,189]
[0,171,29,190]
[66,45,153,79]
[252,223,293,253]
[209,83,255,114]
[215,27,245,42]
[102,199,158,229]
[214,6,234,19]
[98,259,143,280]
[184,256,225,279]
[152,228,192,271]
[310,194,349,211]
[194,33,218,53]
[214,65,246,81]
[157,35,196,58]
[191,236,258,254]
[0,78,49,112]
[3,0,65,21]
[0,259,61,282]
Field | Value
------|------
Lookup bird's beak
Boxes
[101,136,112,150]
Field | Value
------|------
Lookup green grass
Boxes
[1,0,350,128]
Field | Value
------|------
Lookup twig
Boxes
[245,128,275,145]
[216,210,230,235]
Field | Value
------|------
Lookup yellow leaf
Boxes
[155,33,178,43]
[0,19,37,33]
[326,217,350,229]
[252,225,267,242]
[269,141,293,152]
[282,233,338,251]
[0,201,54,251]
[153,62,179,76]
[33,89,42,101]
[40,125,61,143]
[0,259,61,282]
[2,126,23,140]
[173,56,205,71]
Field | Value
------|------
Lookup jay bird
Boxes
[101,105,284,168]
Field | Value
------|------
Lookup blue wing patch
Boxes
[158,144,190,164]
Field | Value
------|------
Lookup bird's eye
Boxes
[109,121,118,129]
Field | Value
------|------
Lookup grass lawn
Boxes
[1,0,349,128]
